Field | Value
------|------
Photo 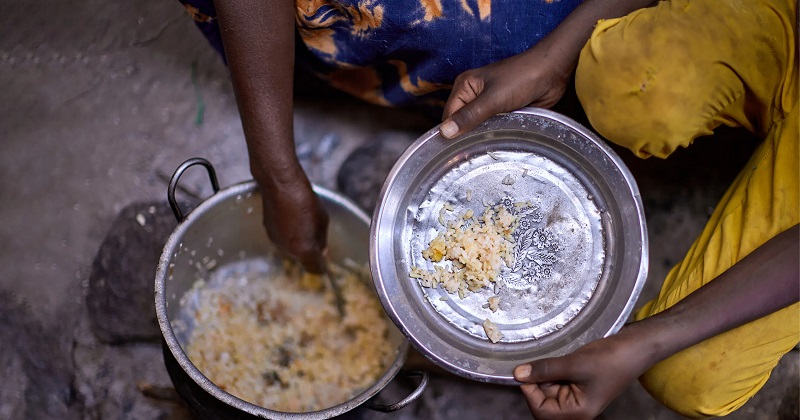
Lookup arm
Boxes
[214,0,328,272]
[440,0,656,138]
[513,224,800,419]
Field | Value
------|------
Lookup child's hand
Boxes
[513,326,652,420]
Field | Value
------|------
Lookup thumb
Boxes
[440,91,500,139]
[514,357,579,384]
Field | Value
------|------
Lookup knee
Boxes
[575,57,674,159]
[574,11,733,159]
[639,351,757,418]
[575,29,683,158]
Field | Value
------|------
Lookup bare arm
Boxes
[627,224,799,363]
[441,0,657,138]
[514,225,799,419]
[214,0,328,272]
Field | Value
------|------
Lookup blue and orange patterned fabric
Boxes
[181,0,582,111]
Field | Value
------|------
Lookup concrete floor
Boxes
[1,0,797,419]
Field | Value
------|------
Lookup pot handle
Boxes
[167,157,220,222]
[364,369,429,413]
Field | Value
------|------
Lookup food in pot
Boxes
[501,174,516,185]
[183,260,395,413]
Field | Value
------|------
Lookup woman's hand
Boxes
[214,0,330,272]
[260,177,329,274]
[513,327,653,420]
[441,44,571,139]
[441,0,659,140]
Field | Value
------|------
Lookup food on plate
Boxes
[482,319,503,343]
[411,204,517,298]
[487,295,500,312]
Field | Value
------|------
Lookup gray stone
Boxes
[0,292,77,419]
[72,309,192,420]
[779,381,799,420]
[337,132,416,214]
[86,201,181,344]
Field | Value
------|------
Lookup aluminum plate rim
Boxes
[369,107,648,384]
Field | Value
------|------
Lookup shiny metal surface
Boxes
[370,108,648,385]
[155,179,418,419]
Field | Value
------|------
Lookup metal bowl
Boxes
[155,159,427,419]
[370,108,648,384]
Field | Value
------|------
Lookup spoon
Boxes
[321,261,346,318]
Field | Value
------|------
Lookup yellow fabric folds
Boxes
[575,0,799,417]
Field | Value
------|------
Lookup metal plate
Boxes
[370,108,648,384]
[411,149,606,343]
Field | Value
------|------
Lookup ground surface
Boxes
[0,1,797,419]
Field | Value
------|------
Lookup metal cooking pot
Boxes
[155,158,428,419]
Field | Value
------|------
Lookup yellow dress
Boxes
[575,0,799,417]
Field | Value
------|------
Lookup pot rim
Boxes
[155,180,411,419]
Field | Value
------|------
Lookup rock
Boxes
[779,381,799,420]
[72,311,192,420]
[0,292,77,419]
[86,201,183,343]
[336,132,416,214]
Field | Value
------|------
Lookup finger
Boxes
[442,73,478,121]
[514,357,578,384]
[521,384,564,420]
[539,382,561,399]
[530,384,585,419]
[557,384,572,406]
[441,92,468,124]
[291,226,328,274]
[268,234,325,273]
[302,198,330,273]
[440,92,502,139]
[520,383,546,410]
[440,73,503,139]
[565,383,583,408]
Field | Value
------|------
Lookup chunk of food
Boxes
[482,319,503,343]
[487,295,500,312]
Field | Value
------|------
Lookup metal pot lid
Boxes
[370,108,648,384]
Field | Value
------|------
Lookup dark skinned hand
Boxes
[213,0,330,274]
[439,0,660,139]
[512,225,800,420]
[512,326,651,420]
[259,177,329,274]
[441,41,571,139]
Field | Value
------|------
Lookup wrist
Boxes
[613,318,673,371]
[517,36,577,83]
[250,157,309,193]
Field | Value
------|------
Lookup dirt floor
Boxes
[0,1,797,419]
